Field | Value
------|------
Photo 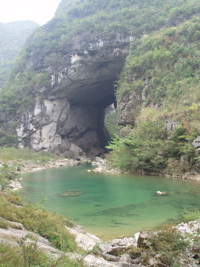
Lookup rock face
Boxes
[16,34,130,156]
[117,77,154,127]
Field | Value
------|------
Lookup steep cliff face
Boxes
[108,5,200,174]
[16,34,130,157]
[1,0,199,160]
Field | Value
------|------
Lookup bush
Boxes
[0,134,18,147]
[147,228,189,266]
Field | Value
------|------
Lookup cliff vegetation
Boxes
[0,21,38,89]
[1,0,199,116]
[107,2,200,175]
[0,0,199,174]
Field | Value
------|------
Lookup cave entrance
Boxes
[63,77,119,157]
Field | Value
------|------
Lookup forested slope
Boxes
[1,0,198,116]
[0,0,199,175]
[0,21,38,88]
[108,10,200,176]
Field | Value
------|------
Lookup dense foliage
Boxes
[104,110,119,141]
[116,16,200,106]
[107,1,200,174]
[107,115,199,173]
[1,0,199,117]
[0,0,199,174]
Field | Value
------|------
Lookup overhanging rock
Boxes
[17,35,131,157]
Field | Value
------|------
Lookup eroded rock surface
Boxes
[15,34,130,156]
[1,217,199,267]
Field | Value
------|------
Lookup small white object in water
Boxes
[156,190,168,196]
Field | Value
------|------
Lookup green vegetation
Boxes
[0,21,38,88]
[0,147,56,163]
[0,71,51,116]
[107,112,200,173]
[116,16,200,106]
[104,111,119,140]
[0,243,83,267]
[0,192,83,267]
[107,5,200,174]
[0,193,76,251]
[0,134,18,147]
[0,242,81,267]
[1,0,199,117]
[106,224,190,266]
[0,163,17,189]
[144,227,189,266]
[0,147,58,189]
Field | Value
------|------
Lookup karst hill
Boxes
[0,0,199,173]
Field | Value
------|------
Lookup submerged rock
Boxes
[59,191,83,197]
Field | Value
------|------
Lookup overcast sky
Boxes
[0,0,62,25]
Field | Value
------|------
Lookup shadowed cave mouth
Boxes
[64,77,118,157]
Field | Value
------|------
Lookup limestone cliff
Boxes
[15,34,130,157]
[0,0,199,161]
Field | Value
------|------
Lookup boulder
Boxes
[65,225,101,251]
[137,231,154,249]
[67,144,83,159]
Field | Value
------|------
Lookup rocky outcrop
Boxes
[1,214,199,267]
[15,34,130,157]
[64,220,200,266]
[66,225,101,251]
[88,157,122,174]
[117,77,152,127]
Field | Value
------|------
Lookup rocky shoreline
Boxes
[67,220,200,266]
[8,156,120,191]
[7,156,200,191]
[7,157,92,191]
[89,157,200,181]
[19,157,91,174]
[1,214,199,266]
[1,156,199,266]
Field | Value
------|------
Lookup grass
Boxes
[0,147,60,189]
[180,208,200,222]
[0,147,57,163]
[0,242,83,267]
[141,227,189,266]
[0,192,85,266]
[0,148,85,266]
[0,192,76,252]
[0,192,86,267]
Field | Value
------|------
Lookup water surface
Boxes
[21,165,200,240]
